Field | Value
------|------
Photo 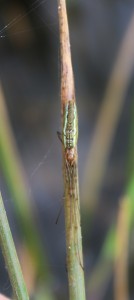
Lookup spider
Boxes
[57,101,78,193]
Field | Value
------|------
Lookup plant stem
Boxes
[114,196,129,300]
[0,192,29,300]
[57,1,86,299]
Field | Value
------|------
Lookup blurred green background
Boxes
[0,0,134,299]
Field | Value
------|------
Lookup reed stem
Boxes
[57,1,86,299]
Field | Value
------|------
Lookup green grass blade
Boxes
[0,192,29,300]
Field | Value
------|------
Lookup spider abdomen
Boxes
[63,101,78,150]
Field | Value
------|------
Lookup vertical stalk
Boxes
[57,1,86,300]
[0,193,29,300]
[114,196,129,300]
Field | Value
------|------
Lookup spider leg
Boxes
[65,160,84,269]
[65,159,74,226]
[57,131,63,144]
[70,162,84,270]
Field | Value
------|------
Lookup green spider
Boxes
[58,101,78,166]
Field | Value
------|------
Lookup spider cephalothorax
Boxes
[65,147,77,166]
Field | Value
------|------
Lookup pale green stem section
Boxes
[64,158,86,300]
[0,192,29,300]
[114,196,129,300]
[57,0,86,299]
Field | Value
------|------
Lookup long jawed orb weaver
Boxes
[57,100,78,196]
[58,101,83,269]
